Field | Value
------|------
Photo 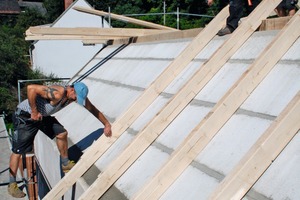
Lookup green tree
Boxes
[44,0,64,23]
[0,8,48,123]
[86,0,215,29]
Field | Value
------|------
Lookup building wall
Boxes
[31,0,110,79]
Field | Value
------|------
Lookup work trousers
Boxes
[227,0,261,30]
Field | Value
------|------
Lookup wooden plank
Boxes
[26,28,200,44]
[82,39,109,45]
[43,6,229,200]
[133,10,300,200]
[78,1,283,199]
[210,93,300,200]
[259,16,292,31]
[73,6,177,31]
[19,154,38,199]
[85,28,202,45]
[26,27,174,36]
[25,35,128,41]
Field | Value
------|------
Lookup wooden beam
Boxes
[78,1,283,199]
[25,27,200,43]
[81,39,109,45]
[43,5,229,200]
[25,35,128,41]
[73,6,177,31]
[26,27,175,37]
[85,28,202,45]
[133,8,300,200]
[129,28,202,43]
[259,16,292,31]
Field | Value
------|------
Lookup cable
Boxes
[73,38,133,84]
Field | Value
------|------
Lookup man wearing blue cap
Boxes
[7,82,112,198]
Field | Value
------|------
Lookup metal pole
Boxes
[108,6,111,27]
[177,7,179,30]
[18,80,21,104]
[163,1,166,25]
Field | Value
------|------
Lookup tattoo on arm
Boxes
[43,87,58,99]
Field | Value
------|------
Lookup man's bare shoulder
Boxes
[46,85,66,100]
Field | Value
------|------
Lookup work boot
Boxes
[62,160,75,173]
[217,26,233,36]
[8,182,26,198]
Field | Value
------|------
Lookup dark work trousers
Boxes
[227,0,261,31]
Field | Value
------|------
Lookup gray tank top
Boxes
[17,87,67,116]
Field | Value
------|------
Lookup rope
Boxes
[0,180,23,187]
[0,167,9,174]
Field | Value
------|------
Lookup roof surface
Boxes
[26,1,300,199]
[34,27,300,199]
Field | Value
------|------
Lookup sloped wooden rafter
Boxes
[73,6,177,31]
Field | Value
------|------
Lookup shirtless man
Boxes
[8,82,112,198]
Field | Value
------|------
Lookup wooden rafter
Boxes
[73,6,177,31]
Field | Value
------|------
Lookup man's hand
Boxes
[207,0,214,6]
[103,124,112,137]
[31,111,43,121]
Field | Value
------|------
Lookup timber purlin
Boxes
[259,16,292,31]
[73,6,177,31]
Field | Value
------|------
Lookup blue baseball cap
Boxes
[74,82,89,106]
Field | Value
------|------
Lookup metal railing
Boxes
[17,78,70,104]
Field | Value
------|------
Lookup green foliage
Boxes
[86,0,216,29]
[16,8,47,30]
[0,27,28,87]
[0,87,17,119]
[43,0,64,23]
[0,8,50,123]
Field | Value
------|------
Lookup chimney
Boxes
[64,0,73,10]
